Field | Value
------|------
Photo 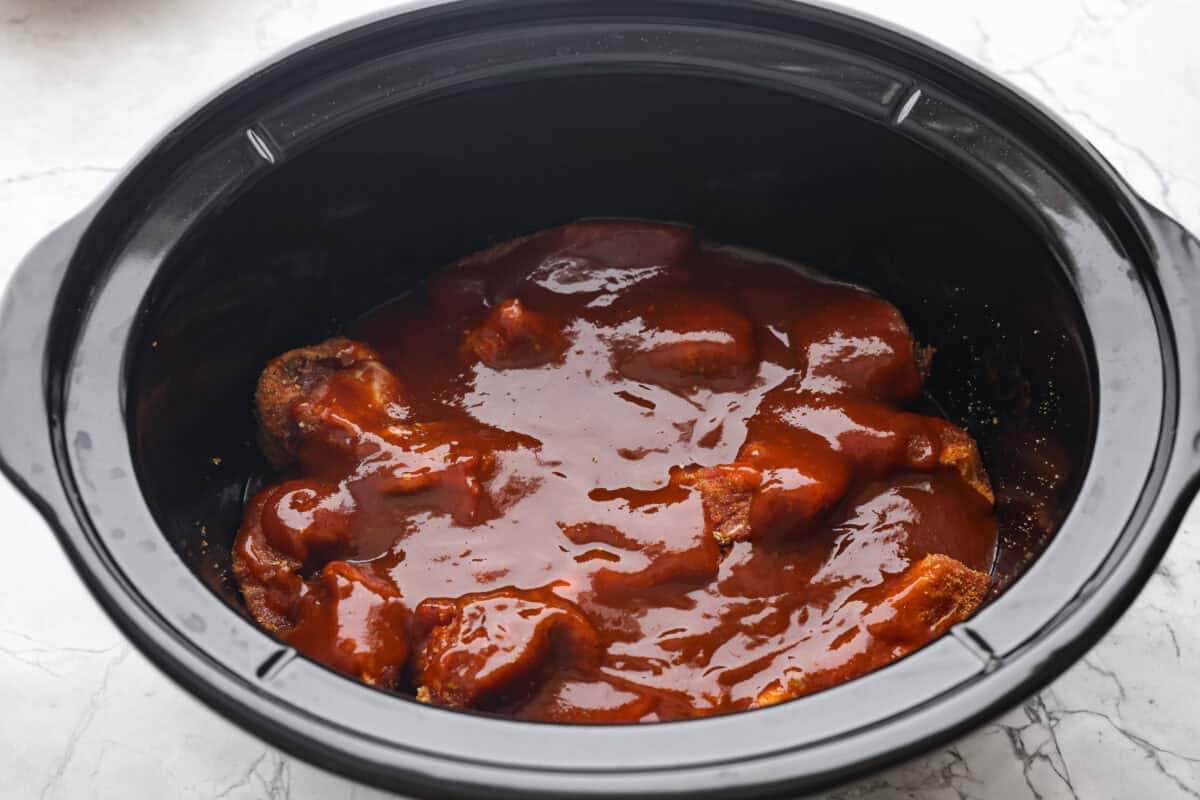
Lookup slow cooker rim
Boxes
[3,1,1196,797]
[51,0,1176,743]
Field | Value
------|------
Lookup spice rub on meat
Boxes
[254,338,409,470]
[232,220,998,722]
[412,588,601,709]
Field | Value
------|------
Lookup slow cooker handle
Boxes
[1143,202,1200,520]
[0,207,98,519]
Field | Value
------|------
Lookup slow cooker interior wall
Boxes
[132,74,1093,606]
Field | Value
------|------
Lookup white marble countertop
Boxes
[2,1,1198,798]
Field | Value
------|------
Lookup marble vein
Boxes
[38,646,130,800]
[0,165,119,187]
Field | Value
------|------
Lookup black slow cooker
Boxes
[2,1,1198,797]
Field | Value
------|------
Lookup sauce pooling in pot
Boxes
[233,221,997,722]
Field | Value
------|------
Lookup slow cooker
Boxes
[2,1,1198,796]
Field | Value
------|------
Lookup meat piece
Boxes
[364,419,540,526]
[462,299,568,369]
[545,220,696,279]
[753,554,989,708]
[376,446,498,526]
[867,554,990,646]
[232,480,356,632]
[669,432,850,544]
[923,420,994,505]
[752,671,810,708]
[560,513,722,599]
[750,383,993,505]
[233,480,357,631]
[413,589,601,709]
[590,542,723,598]
[255,337,407,469]
[900,416,993,505]
[788,284,926,401]
[517,677,660,723]
[429,221,697,311]
[815,472,997,577]
[616,293,758,390]
[286,561,411,687]
[510,220,697,302]
[671,464,759,544]
[738,436,853,538]
[232,490,304,634]
[257,479,355,563]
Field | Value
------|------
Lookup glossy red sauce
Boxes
[233,221,997,722]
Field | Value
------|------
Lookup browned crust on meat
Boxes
[230,492,300,634]
[753,554,988,709]
[672,464,760,544]
[254,337,380,468]
[753,675,810,708]
[886,553,990,631]
[412,590,601,709]
[938,426,995,506]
